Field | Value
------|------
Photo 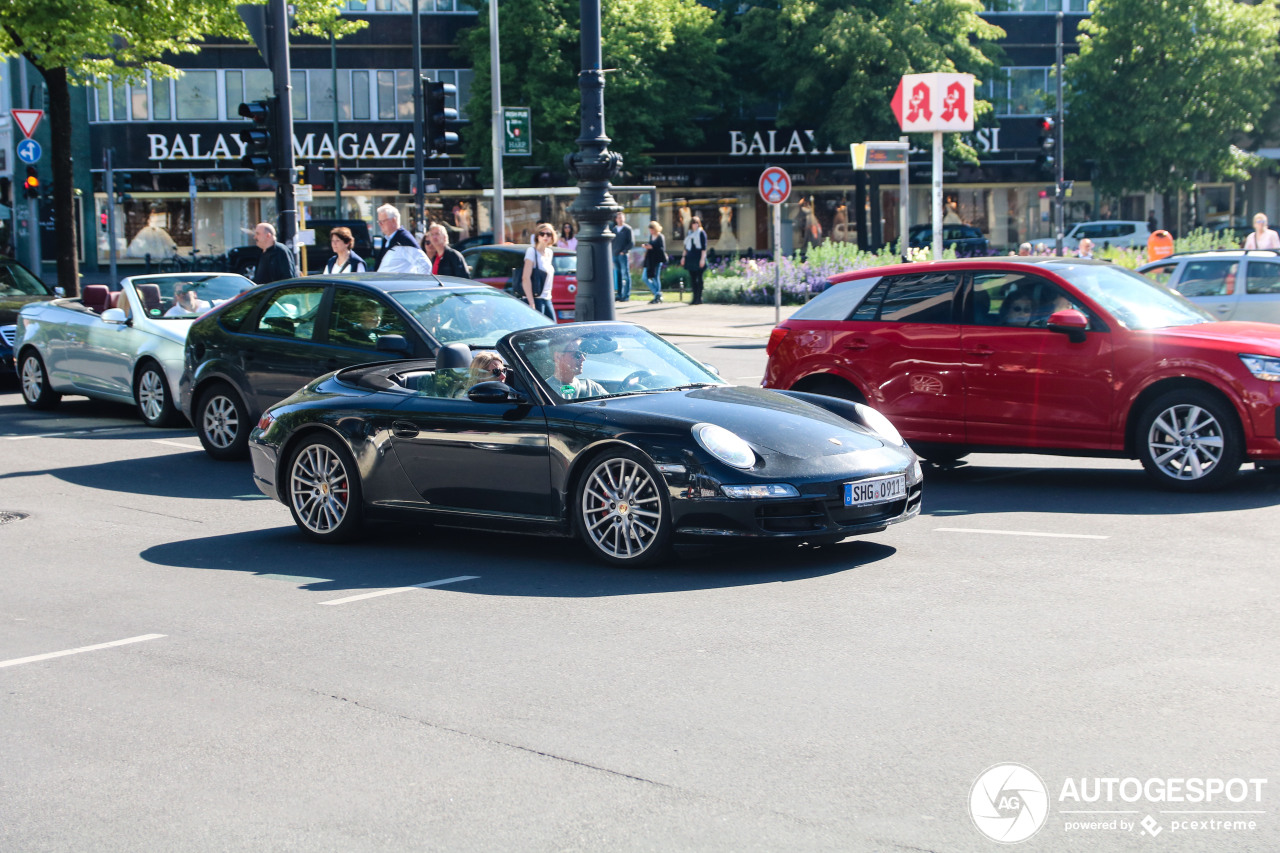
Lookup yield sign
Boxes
[12,109,43,139]
[758,166,792,205]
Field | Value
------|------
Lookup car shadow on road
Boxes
[0,449,260,501]
[920,458,1280,516]
[139,522,897,597]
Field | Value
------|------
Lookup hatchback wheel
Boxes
[19,351,61,410]
[134,362,181,427]
[287,435,363,542]
[1137,389,1242,491]
[577,450,671,567]
[196,383,250,460]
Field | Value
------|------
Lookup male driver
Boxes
[548,337,607,401]
[612,211,634,302]
[376,204,430,274]
[253,222,297,285]
[423,223,471,278]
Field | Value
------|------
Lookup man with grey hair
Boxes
[375,203,430,274]
[253,221,297,285]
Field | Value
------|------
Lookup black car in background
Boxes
[179,273,553,460]
[1,258,57,375]
[907,224,991,257]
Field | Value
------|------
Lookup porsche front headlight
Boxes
[693,423,756,469]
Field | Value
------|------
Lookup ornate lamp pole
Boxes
[566,0,623,322]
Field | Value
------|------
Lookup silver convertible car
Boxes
[15,273,255,426]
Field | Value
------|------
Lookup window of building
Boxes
[152,77,172,120]
[225,70,244,118]
[352,70,371,119]
[111,78,128,122]
[377,70,396,120]
[1007,68,1050,116]
[309,69,337,121]
[176,70,218,120]
[984,0,1089,11]
[245,69,273,102]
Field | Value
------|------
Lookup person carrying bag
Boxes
[522,223,557,321]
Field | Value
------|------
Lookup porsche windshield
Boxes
[1056,263,1215,330]
[510,325,726,402]
[390,288,553,346]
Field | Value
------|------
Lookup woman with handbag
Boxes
[522,223,557,321]
[643,221,666,304]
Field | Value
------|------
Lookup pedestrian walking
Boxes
[612,211,634,302]
[558,221,578,250]
[1243,212,1280,250]
[644,221,666,304]
[522,223,557,321]
[322,226,367,274]
[682,216,708,305]
[421,223,471,278]
[253,222,297,285]
[375,204,430,274]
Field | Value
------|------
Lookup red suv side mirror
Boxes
[1048,309,1088,342]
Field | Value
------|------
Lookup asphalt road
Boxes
[2,355,1278,852]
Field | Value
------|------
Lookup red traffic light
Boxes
[1041,116,1055,133]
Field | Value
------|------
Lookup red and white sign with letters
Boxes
[891,73,974,133]
[11,109,43,139]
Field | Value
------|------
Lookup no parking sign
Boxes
[758,166,791,205]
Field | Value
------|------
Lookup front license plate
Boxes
[844,475,906,507]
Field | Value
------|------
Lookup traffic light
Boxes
[1037,116,1055,173]
[24,166,40,199]
[115,171,133,203]
[422,77,458,156]
[238,98,278,177]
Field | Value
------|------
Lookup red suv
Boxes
[763,258,1280,490]
[462,243,577,323]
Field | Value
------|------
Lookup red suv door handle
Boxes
[841,338,869,351]
[967,346,995,357]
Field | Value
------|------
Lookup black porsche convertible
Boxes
[248,322,923,566]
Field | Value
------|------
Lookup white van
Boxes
[1061,220,1153,250]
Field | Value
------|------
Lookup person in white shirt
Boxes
[164,285,211,317]
[522,223,557,321]
[1244,212,1280,250]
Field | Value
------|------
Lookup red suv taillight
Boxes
[766,327,791,358]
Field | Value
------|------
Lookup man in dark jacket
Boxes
[376,204,430,273]
[253,222,298,285]
[423,223,471,278]
[611,211,634,301]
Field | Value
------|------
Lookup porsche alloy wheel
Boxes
[135,363,180,427]
[1137,390,1242,491]
[19,351,61,410]
[196,383,250,460]
[287,436,363,542]
[577,451,670,566]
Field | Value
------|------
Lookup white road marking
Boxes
[3,427,132,441]
[935,527,1108,540]
[0,634,166,669]
[319,575,479,606]
[151,439,202,450]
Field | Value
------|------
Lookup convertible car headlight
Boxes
[854,402,906,446]
[1240,353,1280,382]
[693,423,756,469]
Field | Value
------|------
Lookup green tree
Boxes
[0,0,363,294]
[459,0,726,185]
[1065,0,1280,196]
[724,0,1003,160]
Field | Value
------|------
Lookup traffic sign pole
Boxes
[932,131,943,260]
[758,167,792,325]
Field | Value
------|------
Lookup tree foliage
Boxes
[1065,0,1280,196]
[458,0,725,184]
[724,0,1003,160]
[0,0,363,293]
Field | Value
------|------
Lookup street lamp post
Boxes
[566,0,622,322]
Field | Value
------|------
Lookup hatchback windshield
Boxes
[1056,263,1214,329]
[390,288,552,346]
[509,324,724,402]
[0,260,53,297]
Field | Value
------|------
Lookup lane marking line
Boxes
[320,575,479,606]
[2,427,134,441]
[151,439,202,450]
[935,527,1108,540]
[0,634,166,669]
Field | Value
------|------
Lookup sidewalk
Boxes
[612,298,797,338]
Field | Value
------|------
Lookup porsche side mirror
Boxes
[1048,309,1088,343]
[100,308,129,325]
[467,380,528,405]
[376,334,411,354]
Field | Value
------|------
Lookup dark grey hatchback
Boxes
[179,273,553,459]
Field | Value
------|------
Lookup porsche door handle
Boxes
[391,421,420,438]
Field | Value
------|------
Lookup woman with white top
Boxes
[1243,213,1280,250]
[323,226,367,274]
[522,223,557,321]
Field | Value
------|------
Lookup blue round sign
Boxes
[17,138,41,165]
